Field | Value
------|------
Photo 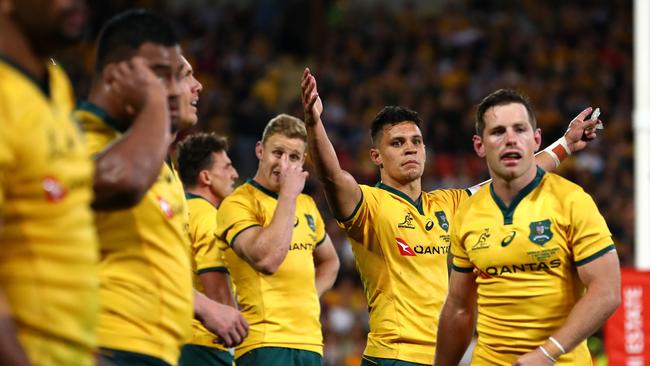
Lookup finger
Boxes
[574,107,593,122]
[240,314,249,332]
[235,320,248,339]
[220,333,233,347]
[279,153,289,172]
[229,329,242,346]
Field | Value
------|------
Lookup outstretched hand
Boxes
[564,107,601,153]
[301,68,323,127]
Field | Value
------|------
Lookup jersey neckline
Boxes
[489,166,545,225]
[0,53,51,97]
[76,100,127,133]
[247,178,279,199]
[375,182,424,215]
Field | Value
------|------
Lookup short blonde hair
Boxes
[261,114,307,144]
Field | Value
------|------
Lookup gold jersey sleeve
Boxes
[185,194,229,350]
[337,183,467,365]
[0,59,99,366]
[451,168,614,365]
[75,104,193,365]
[216,179,324,358]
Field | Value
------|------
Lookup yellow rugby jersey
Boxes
[216,179,327,358]
[451,167,615,365]
[0,57,98,365]
[75,103,193,365]
[338,183,468,365]
[185,192,229,351]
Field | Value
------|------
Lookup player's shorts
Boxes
[360,355,429,366]
[236,347,321,366]
[98,348,171,366]
[179,344,233,366]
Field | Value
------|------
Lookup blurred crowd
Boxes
[57,1,633,364]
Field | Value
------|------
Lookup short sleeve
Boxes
[336,185,378,243]
[450,209,474,272]
[190,204,227,274]
[569,190,616,266]
[216,192,262,247]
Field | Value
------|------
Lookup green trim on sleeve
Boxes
[575,244,616,267]
[228,224,261,248]
[197,266,229,275]
[315,234,327,247]
[336,190,364,223]
[452,264,474,273]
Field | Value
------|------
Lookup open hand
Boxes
[301,68,323,127]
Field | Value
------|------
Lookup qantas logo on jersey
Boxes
[42,176,67,202]
[395,237,449,256]
[157,196,174,219]
[479,259,562,277]
[396,238,416,256]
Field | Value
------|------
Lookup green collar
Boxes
[490,166,545,225]
[375,182,424,215]
[76,100,127,133]
[247,178,278,199]
[184,191,215,206]
[0,52,50,97]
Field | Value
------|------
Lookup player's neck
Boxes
[0,20,47,79]
[187,187,220,208]
[380,175,422,202]
[490,165,538,206]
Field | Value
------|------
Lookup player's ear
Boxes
[255,141,263,160]
[101,63,115,84]
[534,128,542,152]
[369,147,382,168]
[198,170,210,186]
[473,135,486,158]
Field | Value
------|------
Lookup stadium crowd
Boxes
[6,0,633,365]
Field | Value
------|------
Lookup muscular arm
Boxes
[0,293,31,366]
[313,235,339,296]
[231,157,307,275]
[514,251,620,365]
[193,290,248,347]
[91,58,172,210]
[199,271,236,308]
[434,270,478,366]
[302,69,362,220]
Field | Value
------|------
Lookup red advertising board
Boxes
[605,268,650,365]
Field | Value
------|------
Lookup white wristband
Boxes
[544,137,571,168]
[549,336,566,354]
[539,345,557,363]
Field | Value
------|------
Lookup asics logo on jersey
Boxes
[425,220,434,231]
[396,238,416,256]
[398,213,415,229]
[501,231,517,247]
[471,228,491,250]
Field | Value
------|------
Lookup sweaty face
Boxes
[373,121,426,185]
[255,133,306,192]
[177,56,203,130]
[134,43,183,131]
[206,151,238,201]
[11,0,87,53]
[474,103,541,182]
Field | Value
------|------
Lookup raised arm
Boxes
[434,270,478,366]
[313,235,340,296]
[91,57,173,210]
[535,107,599,173]
[231,155,307,275]
[513,251,620,365]
[302,68,362,220]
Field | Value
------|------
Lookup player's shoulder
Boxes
[186,193,215,212]
[540,171,589,201]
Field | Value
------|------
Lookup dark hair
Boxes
[370,106,422,145]
[95,9,178,72]
[177,133,229,187]
[475,89,536,136]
